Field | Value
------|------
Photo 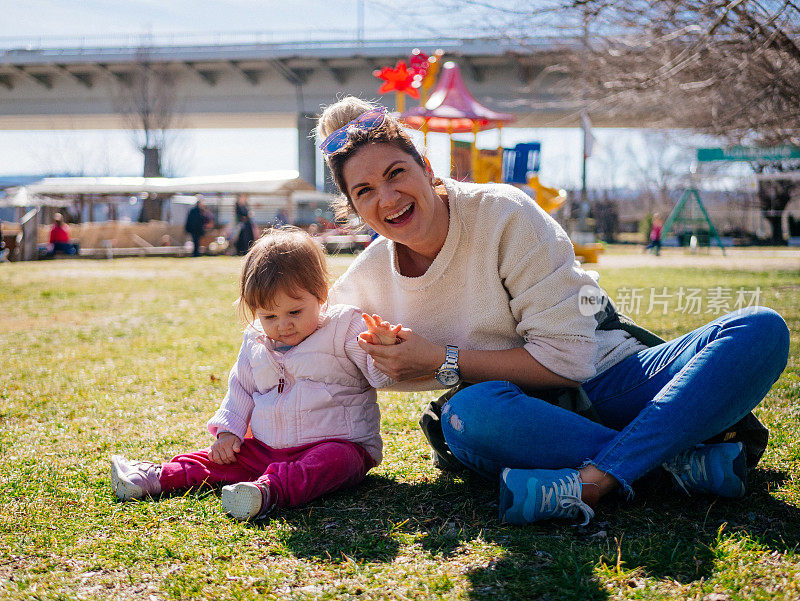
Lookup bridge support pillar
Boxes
[298,112,317,189]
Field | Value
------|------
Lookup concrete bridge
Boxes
[0,35,602,185]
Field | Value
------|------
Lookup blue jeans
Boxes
[440,308,790,494]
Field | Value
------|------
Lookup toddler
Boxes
[111,227,400,520]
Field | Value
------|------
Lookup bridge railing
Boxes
[0,30,576,54]
[0,29,454,51]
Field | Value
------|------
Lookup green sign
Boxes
[697,146,800,162]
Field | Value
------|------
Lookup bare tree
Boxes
[437,0,800,241]
[569,1,800,143]
[752,161,800,243]
[570,0,800,242]
[629,131,694,213]
[113,47,180,221]
[25,132,127,179]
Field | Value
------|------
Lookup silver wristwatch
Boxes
[434,345,461,387]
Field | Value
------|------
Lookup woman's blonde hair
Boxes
[316,96,428,221]
[238,227,329,322]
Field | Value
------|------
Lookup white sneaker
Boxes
[221,482,272,521]
[111,455,162,501]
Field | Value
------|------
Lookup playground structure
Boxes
[501,142,601,263]
[661,145,800,253]
[661,187,727,254]
[377,53,603,263]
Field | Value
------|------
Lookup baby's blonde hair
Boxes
[238,227,329,323]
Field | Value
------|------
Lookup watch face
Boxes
[436,368,460,387]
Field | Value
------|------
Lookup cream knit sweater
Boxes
[329,178,646,389]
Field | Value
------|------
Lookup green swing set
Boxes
[664,144,800,254]
[661,186,727,255]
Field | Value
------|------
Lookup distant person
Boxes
[644,213,664,256]
[0,219,7,262]
[185,197,213,257]
[234,213,256,256]
[274,208,288,227]
[110,227,399,521]
[235,194,251,223]
[48,213,79,256]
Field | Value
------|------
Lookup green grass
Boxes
[1,256,799,600]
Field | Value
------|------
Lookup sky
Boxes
[0,0,725,190]
[0,0,530,43]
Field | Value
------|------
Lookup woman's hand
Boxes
[361,312,402,346]
[358,326,444,381]
[210,431,242,464]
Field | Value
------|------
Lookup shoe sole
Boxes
[498,468,515,523]
[221,483,263,521]
[110,455,144,501]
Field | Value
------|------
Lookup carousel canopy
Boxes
[399,61,515,133]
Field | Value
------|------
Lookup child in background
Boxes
[111,227,400,520]
[644,213,664,256]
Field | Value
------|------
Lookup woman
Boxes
[318,97,790,526]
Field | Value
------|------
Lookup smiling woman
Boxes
[318,97,450,276]
[317,96,790,529]
[342,145,449,276]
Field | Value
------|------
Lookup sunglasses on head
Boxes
[318,107,388,155]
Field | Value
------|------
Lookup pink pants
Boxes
[160,438,374,508]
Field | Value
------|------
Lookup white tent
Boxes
[17,170,312,196]
[0,186,64,208]
[0,172,326,223]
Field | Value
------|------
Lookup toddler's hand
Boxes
[361,313,402,346]
[210,432,242,464]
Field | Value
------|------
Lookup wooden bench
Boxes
[78,245,190,258]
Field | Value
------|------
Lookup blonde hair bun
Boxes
[316,96,379,141]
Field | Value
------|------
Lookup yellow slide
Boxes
[527,174,567,214]
[527,175,603,263]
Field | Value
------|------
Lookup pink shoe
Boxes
[111,455,162,501]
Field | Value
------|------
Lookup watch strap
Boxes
[443,345,459,369]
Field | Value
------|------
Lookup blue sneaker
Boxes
[662,442,747,498]
[499,467,595,526]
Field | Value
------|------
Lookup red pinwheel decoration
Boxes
[373,60,420,99]
[409,49,430,81]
